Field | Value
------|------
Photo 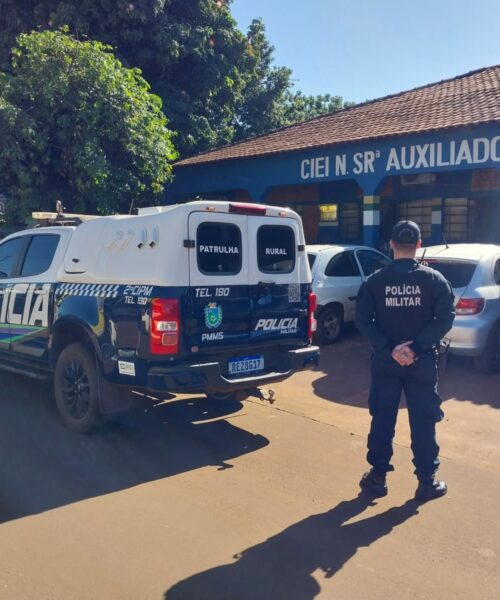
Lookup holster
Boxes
[437,337,451,374]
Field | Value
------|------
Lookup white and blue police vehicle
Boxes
[0,201,319,431]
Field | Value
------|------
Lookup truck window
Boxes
[197,222,242,275]
[257,225,295,274]
[0,236,25,279]
[20,234,60,277]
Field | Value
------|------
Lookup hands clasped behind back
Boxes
[391,341,416,366]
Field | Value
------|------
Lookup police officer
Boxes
[355,220,455,502]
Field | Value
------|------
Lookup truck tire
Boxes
[474,323,500,374]
[54,342,101,433]
[316,305,343,344]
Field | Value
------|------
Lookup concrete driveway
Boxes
[0,331,499,600]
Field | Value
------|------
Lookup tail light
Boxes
[150,298,180,354]
[229,202,267,216]
[455,298,485,315]
[308,292,317,342]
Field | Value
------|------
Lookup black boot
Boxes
[359,469,387,497]
[415,479,447,502]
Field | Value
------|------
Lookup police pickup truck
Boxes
[0,201,319,431]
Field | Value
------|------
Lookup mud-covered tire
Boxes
[316,306,344,344]
[54,343,101,433]
[474,323,500,374]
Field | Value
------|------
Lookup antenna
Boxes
[441,231,449,249]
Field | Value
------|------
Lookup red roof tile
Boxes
[177,66,500,167]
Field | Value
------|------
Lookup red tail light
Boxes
[150,298,180,354]
[456,298,485,315]
[229,202,267,216]
[308,292,317,342]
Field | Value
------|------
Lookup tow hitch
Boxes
[248,387,276,404]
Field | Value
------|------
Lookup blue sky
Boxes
[231,0,500,104]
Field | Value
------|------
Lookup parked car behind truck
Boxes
[307,244,391,343]
[416,243,500,373]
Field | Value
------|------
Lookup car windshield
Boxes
[421,259,477,288]
[307,253,316,269]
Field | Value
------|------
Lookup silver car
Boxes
[307,244,391,343]
[416,244,500,373]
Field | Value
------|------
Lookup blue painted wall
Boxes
[167,124,500,202]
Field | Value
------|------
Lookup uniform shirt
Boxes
[355,258,455,354]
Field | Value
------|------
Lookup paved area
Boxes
[1,332,499,600]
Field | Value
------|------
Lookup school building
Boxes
[167,65,500,250]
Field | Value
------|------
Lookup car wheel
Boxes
[54,342,101,432]
[474,323,500,374]
[205,391,250,402]
[316,306,344,344]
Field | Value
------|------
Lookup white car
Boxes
[307,245,391,343]
[416,244,500,373]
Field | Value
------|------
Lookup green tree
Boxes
[0,2,352,156]
[0,29,177,220]
[283,92,354,125]
[0,0,250,156]
[234,18,292,140]
[234,19,353,140]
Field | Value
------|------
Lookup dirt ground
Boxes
[0,331,499,600]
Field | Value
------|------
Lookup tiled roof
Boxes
[177,65,500,167]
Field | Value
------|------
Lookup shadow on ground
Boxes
[312,326,372,408]
[439,355,500,409]
[312,328,500,410]
[0,373,268,524]
[164,491,420,600]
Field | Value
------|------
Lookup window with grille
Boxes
[398,200,432,239]
[319,204,338,223]
[339,202,361,241]
[443,198,475,243]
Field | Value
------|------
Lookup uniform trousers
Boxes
[367,349,444,480]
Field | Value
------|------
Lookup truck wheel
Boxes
[54,343,100,433]
[474,324,500,374]
[205,391,249,402]
[316,306,343,344]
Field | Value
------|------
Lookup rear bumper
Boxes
[449,316,492,356]
[147,345,320,393]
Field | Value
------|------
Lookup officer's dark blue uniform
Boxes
[355,221,455,501]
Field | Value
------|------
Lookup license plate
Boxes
[228,355,264,375]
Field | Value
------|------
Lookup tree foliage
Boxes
[0,2,352,157]
[233,18,292,140]
[0,0,250,156]
[283,92,349,126]
[0,29,177,220]
[234,19,353,140]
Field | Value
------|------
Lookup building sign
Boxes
[300,135,500,180]
[169,125,500,202]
